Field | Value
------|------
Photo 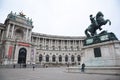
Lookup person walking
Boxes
[33,64,35,71]
[13,64,15,68]
[81,63,85,72]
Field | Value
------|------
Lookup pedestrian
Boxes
[81,63,85,72]
[13,64,15,68]
[33,64,35,71]
[24,64,27,68]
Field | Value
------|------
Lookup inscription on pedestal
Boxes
[84,32,118,46]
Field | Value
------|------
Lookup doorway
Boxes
[18,48,27,64]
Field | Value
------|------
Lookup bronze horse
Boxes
[85,12,111,37]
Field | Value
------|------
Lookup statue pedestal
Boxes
[82,40,120,67]
[84,31,118,46]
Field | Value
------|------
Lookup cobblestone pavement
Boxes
[0,67,120,80]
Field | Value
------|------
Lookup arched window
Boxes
[71,46,73,51]
[39,54,42,62]
[65,55,68,62]
[46,55,49,62]
[65,46,67,50]
[71,55,74,62]
[77,55,81,61]
[52,55,56,62]
[59,55,62,62]
[15,29,24,40]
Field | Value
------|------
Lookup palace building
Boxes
[0,12,85,66]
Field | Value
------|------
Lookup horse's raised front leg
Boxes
[106,19,111,25]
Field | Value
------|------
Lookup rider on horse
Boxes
[90,14,102,30]
[85,11,111,38]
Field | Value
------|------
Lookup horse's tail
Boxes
[106,19,111,25]
[85,29,90,37]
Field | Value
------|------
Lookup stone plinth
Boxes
[82,40,120,67]
[84,31,118,46]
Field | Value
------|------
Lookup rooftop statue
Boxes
[19,12,26,18]
[6,11,33,26]
[85,11,111,37]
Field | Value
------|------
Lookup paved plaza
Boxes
[0,67,120,80]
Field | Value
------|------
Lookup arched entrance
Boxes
[18,48,27,64]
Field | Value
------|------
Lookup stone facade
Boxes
[31,32,85,65]
[0,23,5,64]
[0,12,85,65]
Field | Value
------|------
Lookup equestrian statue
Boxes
[85,11,111,37]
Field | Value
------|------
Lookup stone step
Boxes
[66,66,120,75]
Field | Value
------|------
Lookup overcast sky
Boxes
[0,0,120,39]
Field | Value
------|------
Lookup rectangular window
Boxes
[46,39,49,44]
[46,45,48,50]
[59,46,61,51]
[71,41,73,45]
[65,46,67,50]
[40,38,43,43]
[65,40,67,45]
[94,47,102,57]
[59,40,61,44]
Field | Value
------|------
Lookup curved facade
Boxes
[0,12,85,66]
[31,32,85,65]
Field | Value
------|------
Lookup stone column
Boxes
[48,39,50,50]
[49,55,52,63]
[50,39,52,50]
[43,38,45,50]
[80,40,83,47]
[75,55,77,64]
[0,30,1,41]
[73,40,75,45]
[11,24,15,38]
[43,55,46,63]
[68,40,70,50]
[29,30,32,42]
[6,24,10,38]
[38,37,40,45]
[31,37,33,42]
[60,40,62,50]
[26,29,28,41]
[44,38,46,45]
[55,40,57,50]
[61,40,63,50]
[1,30,4,41]
[0,29,2,35]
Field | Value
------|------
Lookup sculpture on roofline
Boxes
[85,11,111,37]
[19,12,26,18]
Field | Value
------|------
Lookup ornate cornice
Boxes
[32,32,86,40]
